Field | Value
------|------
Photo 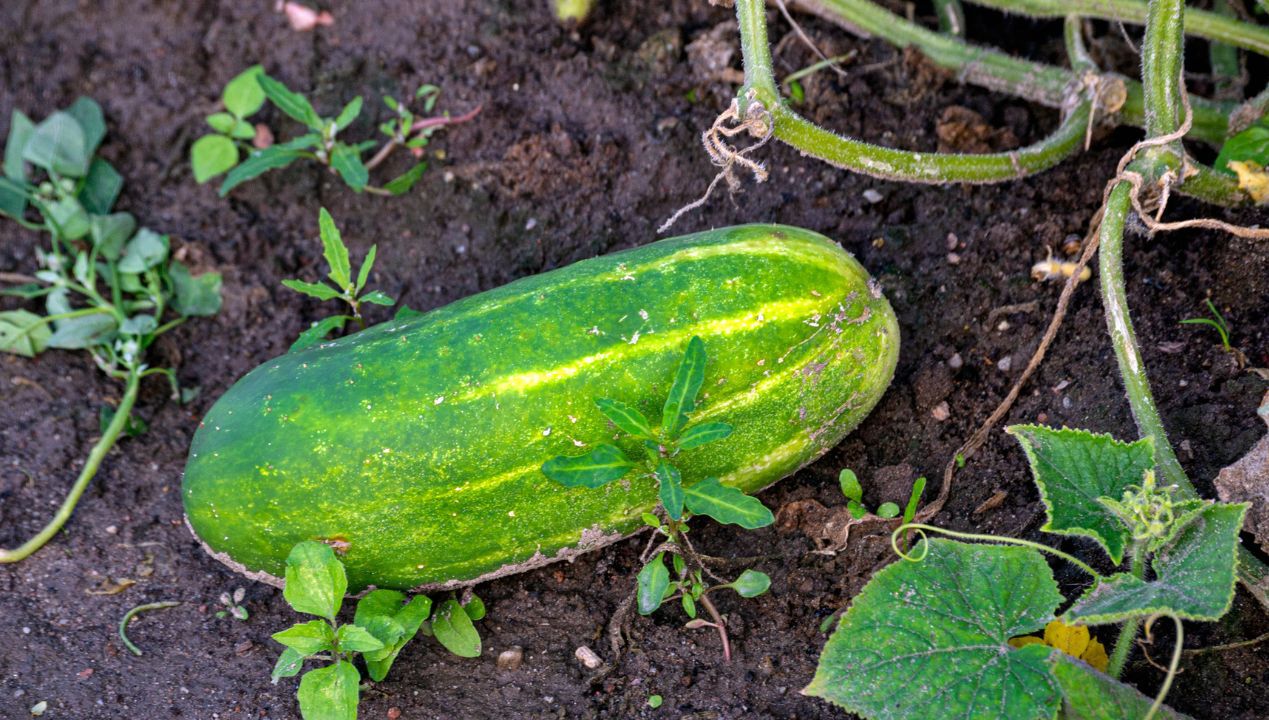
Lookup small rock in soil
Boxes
[497,646,524,670]
[574,645,602,669]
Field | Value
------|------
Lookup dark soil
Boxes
[2,1,1268,718]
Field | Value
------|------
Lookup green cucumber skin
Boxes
[183,224,899,591]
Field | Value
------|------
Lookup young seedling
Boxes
[541,336,773,663]
[838,469,924,520]
[1180,298,1233,352]
[281,208,394,350]
[807,426,1248,720]
[216,587,250,621]
[191,69,479,197]
[272,541,486,719]
[0,98,222,563]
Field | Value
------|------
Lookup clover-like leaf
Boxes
[594,397,653,439]
[656,460,684,521]
[1050,654,1191,719]
[297,660,359,720]
[223,65,266,118]
[1065,502,1246,624]
[805,539,1064,720]
[541,443,634,488]
[683,477,773,529]
[283,541,347,620]
[191,135,239,183]
[1007,425,1154,564]
[662,335,706,440]
[677,421,732,450]
[431,598,481,658]
[637,552,671,615]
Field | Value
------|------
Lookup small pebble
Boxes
[996,320,1010,331]
[862,189,884,204]
[387,708,402,720]
[497,646,524,671]
[946,232,959,250]
[105,525,117,535]
[930,401,950,422]
[575,645,602,669]
[946,252,961,265]
[947,353,963,370]
[30,701,47,717]
[997,356,1013,372]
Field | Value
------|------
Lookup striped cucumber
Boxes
[183,224,899,592]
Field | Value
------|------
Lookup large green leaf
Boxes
[1008,425,1154,564]
[683,477,773,529]
[0,310,51,357]
[1066,502,1246,624]
[283,541,347,620]
[431,598,481,657]
[1051,654,1191,720]
[594,397,653,439]
[23,111,89,176]
[4,109,34,180]
[805,539,1064,720]
[541,444,634,488]
[297,660,359,720]
[661,335,706,439]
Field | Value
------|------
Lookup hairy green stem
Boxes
[0,367,141,563]
[1107,548,1146,677]
[736,0,1094,183]
[1064,16,1095,72]
[961,0,1269,56]
[794,0,1232,146]
[1142,0,1185,138]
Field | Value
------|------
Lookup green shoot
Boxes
[282,208,395,350]
[271,541,486,720]
[837,468,924,520]
[118,601,182,656]
[216,587,250,621]
[1179,298,1233,352]
[541,336,773,662]
[190,69,478,197]
[0,97,222,563]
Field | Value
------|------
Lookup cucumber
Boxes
[183,224,899,592]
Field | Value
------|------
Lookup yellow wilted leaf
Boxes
[1082,636,1110,672]
[1228,160,1269,203]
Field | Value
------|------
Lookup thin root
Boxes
[659,89,774,233]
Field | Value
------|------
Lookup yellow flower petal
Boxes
[1228,160,1269,204]
[1081,637,1110,672]
[1044,619,1091,658]
[1008,636,1046,649]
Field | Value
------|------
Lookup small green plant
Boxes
[281,207,395,350]
[0,97,222,563]
[272,541,486,720]
[807,426,1248,720]
[216,587,250,621]
[191,67,477,197]
[541,336,773,662]
[1180,298,1233,352]
[838,469,925,520]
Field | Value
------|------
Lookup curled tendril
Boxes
[890,524,930,562]
[1142,612,1184,720]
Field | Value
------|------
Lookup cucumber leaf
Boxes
[805,539,1064,720]
[1051,654,1192,719]
[1008,425,1155,564]
[1066,502,1246,624]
